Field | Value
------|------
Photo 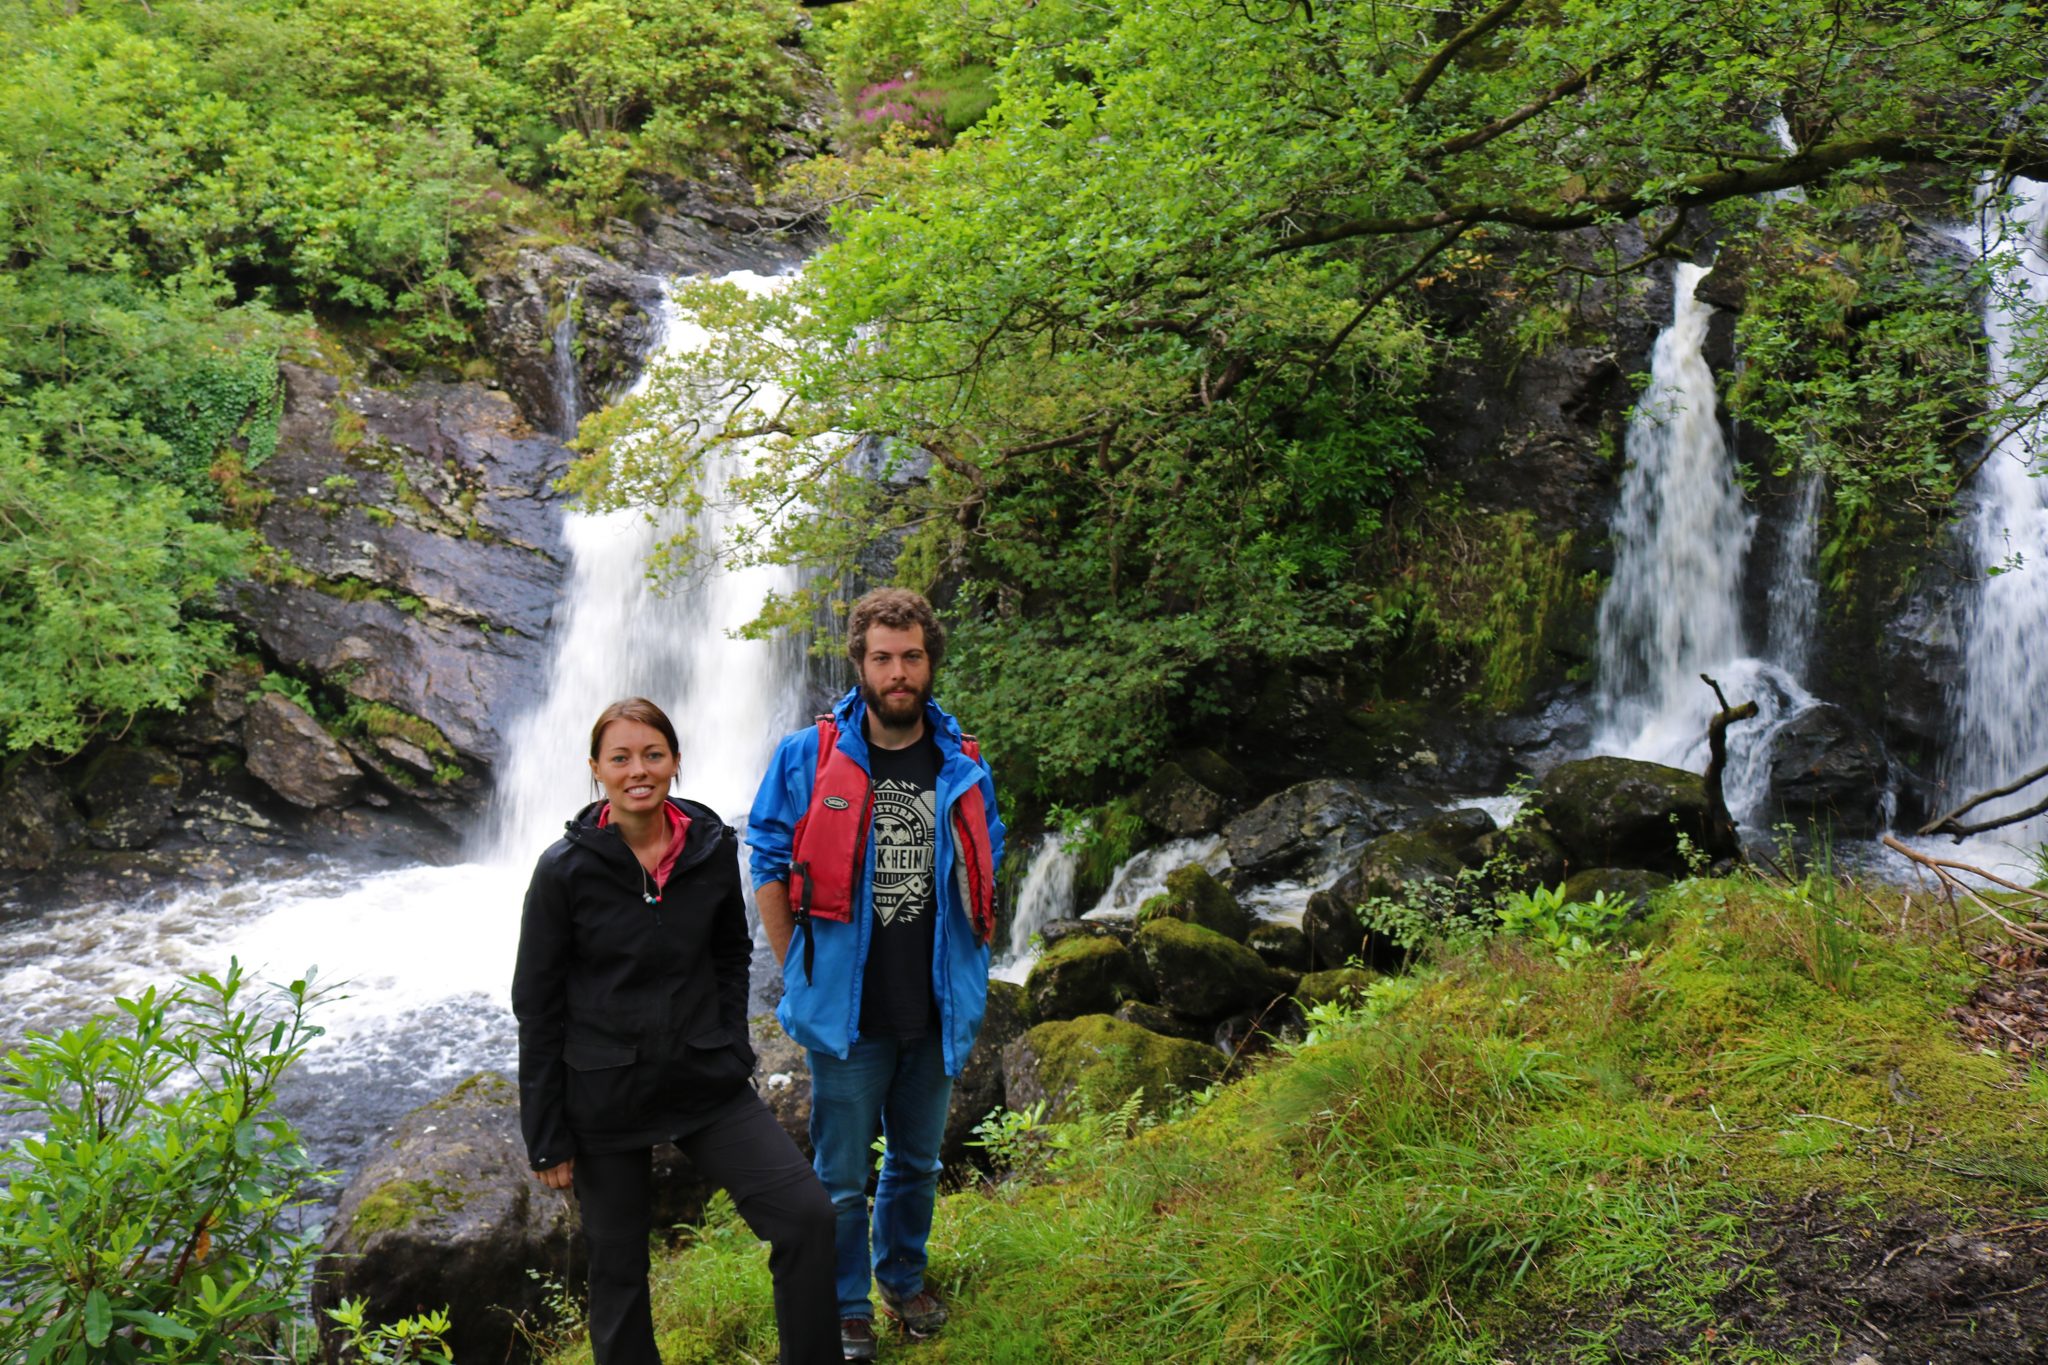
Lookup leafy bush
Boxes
[0,962,333,1362]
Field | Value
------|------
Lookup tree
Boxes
[570,0,2048,800]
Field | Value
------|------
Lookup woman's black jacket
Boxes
[512,796,757,1169]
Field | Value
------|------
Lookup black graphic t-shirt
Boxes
[859,728,942,1039]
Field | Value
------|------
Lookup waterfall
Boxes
[486,274,809,859]
[1764,474,1824,680]
[0,269,810,1178]
[1593,262,1816,823]
[1947,178,2048,852]
[550,281,582,439]
[989,835,1078,983]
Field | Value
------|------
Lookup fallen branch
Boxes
[1918,761,2048,840]
[1880,835,2048,949]
[1701,674,1759,857]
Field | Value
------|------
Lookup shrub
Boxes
[0,962,335,1361]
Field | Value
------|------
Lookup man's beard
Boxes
[862,679,931,728]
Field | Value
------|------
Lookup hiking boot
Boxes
[878,1285,948,1337]
[840,1317,878,1361]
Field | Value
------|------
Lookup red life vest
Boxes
[787,718,997,961]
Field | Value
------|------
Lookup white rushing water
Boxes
[0,271,809,1174]
[1764,474,1824,681]
[1945,179,2048,860]
[1592,262,1818,823]
[990,834,1079,984]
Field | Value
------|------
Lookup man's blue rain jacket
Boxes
[748,687,1005,1077]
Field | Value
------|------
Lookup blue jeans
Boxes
[806,1032,953,1320]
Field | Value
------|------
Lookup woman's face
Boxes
[588,718,679,817]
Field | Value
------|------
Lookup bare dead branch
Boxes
[1918,761,2048,839]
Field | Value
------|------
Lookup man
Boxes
[749,587,1005,1362]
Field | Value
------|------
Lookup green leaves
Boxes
[0,961,338,1360]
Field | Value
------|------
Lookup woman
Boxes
[512,697,839,1365]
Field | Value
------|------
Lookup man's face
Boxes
[859,622,933,729]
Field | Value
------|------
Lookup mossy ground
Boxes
[539,876,2048,1363]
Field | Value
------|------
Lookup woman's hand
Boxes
[533,1158,574,1190]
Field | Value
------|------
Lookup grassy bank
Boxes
[542,875,2048,1363]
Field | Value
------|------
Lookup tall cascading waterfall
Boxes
[1946,178,2048,858]
[1764,473,1824,682]
[1593,262,1817,822]
[486,274,809,860]
[0,269,810,1175]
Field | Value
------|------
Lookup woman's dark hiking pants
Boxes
[574,1090,838,1365]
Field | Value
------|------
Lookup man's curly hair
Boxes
[845,587,945,669]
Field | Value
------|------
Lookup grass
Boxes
[540,875,2048,1363]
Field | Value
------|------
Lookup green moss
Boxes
[339,700,456,759]
[351,1178,458,1239]
[1022,1015,1224,1120]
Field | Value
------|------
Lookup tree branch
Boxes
[1400,0,1530,109]
[1270,133,2039,256]
[1917,761,2048,840]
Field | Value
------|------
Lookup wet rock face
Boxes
[1538,755,1732,876]
[227,364,572,775]
[1223,778,1394,880]
[73,747,185,851]
[243,693,365,809]
[477,245,666,440]
[313,1072,581,1365]
[1767,703,1893,837]
[0,762,85,871]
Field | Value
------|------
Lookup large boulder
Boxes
[748,1015,811,1156]
[243,693,364,809]
[1300,886,1367,973]
[1469,820,1570,896]
[0,760,84,871]
[74,746,185,851]
[1561,867,1670,915]
[1025,936,1147,1021]
[1135,864,1252,942]
[1351,827,1467,903]
[1001,1016,1223,1120]
[1135,759,1237,839]
[1536,755,1731,875]
[1294,967,1377,1010]
[1766,704,1891,837]
[1222,778,1393,879]
[943,980,1029,1167]
[1132,918,1286,1021]
[1246,921,1309,972]
[313,1073,582,1365]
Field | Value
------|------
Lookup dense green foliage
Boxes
[545,875,2048,1362]
[0,963,332,1361]
[0,0,805,753]
[572,0,2048,805]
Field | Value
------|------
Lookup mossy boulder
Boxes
[1295,967,1378,1010]
[1135,864,1252,942]
[1133,917,1287,1020]
[313,1071,584,1365]
[1409,807,1498,862]
[1561,867,1672,915]
[1301,883,1368,972]
[1470,821,1570,897]
[1025,935,1147,1021]
[1246,921,1309,972]
[945,980,1030,1167]
[1113,1000,1213,1042]
[1354,827,1467,903]
[1041,917,1134,950]
[1537,755,1733,875]
[1000,1015,1223,1120]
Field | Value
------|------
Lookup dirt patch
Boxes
[1525,1192,2048,1362]
[1952,944,2048,1058]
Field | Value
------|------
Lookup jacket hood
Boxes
[829,687,968,749]
[562,794,730,873]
